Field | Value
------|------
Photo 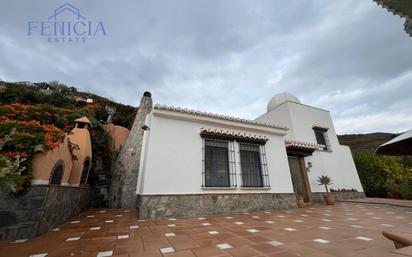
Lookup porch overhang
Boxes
[200,127,268,144]
[285,139,324,157]
[376,129,412,156]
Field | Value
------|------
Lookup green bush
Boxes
[0,130,28,192]
[354,151,388,197]
[353,150,412,199]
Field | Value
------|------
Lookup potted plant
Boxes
[317,175,335,205]
[296,195,305,208]
[291,173,305,208]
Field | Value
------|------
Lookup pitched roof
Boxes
[75,116,91,124]
[285,139,324,151]
[154,104,288,130]
[200,127,268,142]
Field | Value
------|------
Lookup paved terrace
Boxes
[342,197,412,208]
[0,202,411,257]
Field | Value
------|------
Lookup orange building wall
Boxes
[68,128,92,185]
[31,136,73,185]
[104,123,129,151]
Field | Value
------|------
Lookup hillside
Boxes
[0,81,137,129]
[338,132,397,152]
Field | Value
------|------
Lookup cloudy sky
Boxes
[0,0,411,134]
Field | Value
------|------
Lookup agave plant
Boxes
[317,175,333,193]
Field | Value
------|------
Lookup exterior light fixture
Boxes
[307,162,312,172]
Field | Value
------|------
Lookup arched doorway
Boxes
[80,158,91,185]
[50,163,64,185]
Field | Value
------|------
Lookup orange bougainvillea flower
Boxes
[4,151,28,158]
[44,133,53,141]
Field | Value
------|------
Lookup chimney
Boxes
[108,91,153,209]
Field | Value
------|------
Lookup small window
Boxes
[50,164,64,185]
[313,129,329,150]
[239,143,269,188]
[202,138,236,187]
[77,122,87,129]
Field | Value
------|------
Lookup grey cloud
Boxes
[0,0,411,134]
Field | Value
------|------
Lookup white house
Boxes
[110,92,364,218]
[256,93,364,203]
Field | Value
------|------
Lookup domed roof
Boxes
[267,92,300,112]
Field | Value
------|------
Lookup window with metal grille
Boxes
[314,129,329,150]
[202,138,236,187]
[239,143,269,188]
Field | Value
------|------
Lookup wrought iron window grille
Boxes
[201,138,237,188]
[239,142,270,188]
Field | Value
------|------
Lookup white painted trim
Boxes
[136,114,152,194]
[240,187,271,190]
[201,187,237,190]
[31,179,49,185]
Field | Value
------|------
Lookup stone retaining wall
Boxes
[137,193,297,219]
[0,185,92,240]
[311,191,365,203]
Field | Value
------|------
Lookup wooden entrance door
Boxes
[288,156,311,203]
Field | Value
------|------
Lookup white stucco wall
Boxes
[256,101,364,193]
[255,103,296,140]
[137,110,295,195]
[305,146,364,192]
[287,103,339,148]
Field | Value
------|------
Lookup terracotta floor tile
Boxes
[191,246,226,257]
[304,252,337,257]
[266,251,301,257]
[164,250,197,257]
[249,243,283,254]
[196,238,220,247]
[171,239,200,251]
[224,245,261,257]
[2,203,411,257]
[143,240,171,251]
[167,235,192,243]
[224,237,253,247]
[242,235,268,243]
[129,250,162,257]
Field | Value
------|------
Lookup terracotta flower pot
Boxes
[296,195,305,208]
[323,194,335,205]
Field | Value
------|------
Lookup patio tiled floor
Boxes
[1,202,411,257]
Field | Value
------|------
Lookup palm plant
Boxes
[317,175,333,193]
